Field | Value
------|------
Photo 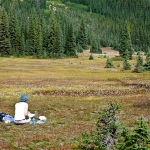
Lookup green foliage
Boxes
[89,54,94,60]
[146,49,150,61]
[90,39,102,54]
[123,58,131,70]
[1,0,150,59]
[133,53,144,73]
[117,116,150,150]
[143,60,150,71]
[119,24,133,60]
[77,20,87,49]
[0,7,10,56]
[65,24,77,57]
[105,57,114,68]
[111,57,124,61]
[77,42,83,53]
[79,102,121,150]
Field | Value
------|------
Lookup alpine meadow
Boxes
[0,0,150,149]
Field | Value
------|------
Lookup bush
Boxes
[89,54,94,60]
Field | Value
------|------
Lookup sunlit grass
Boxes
[0,55,150,149]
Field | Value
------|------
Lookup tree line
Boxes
[0,0,91,58]
[0,0,150,59]
[62,0,150,52]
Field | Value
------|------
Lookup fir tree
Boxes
[26,15,35,56]
[143,49,150,71]
[105,57,114,68]
[0,7,10,56]
[89,54,94,60]
[133,53,144,73]
[48,11,57,57]
[119,24,133,60]
[117,116,150,150]
[77,42,83,53]
[15,21,22,56]
[77,19,87,49]
[146,48,150,62]
[90,39,97,53]
[9,8,16,54]
[123,49,131,70]
[55,25,64,58]
[65,24,76,57]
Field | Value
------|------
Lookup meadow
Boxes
[0,49,150,149]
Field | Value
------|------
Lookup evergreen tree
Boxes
[55,25,64,58]
[133,53,144,73]
[146,48,150,62]
[9,8,16,54]
[15,21,22,56]
[89,54,94,60]
[95,102,120,150]
[65,24,76,57]
[77,19,87,49]
[48,11,57,57]
[0,7,10,56]
[143,50,150,71]
[105,57,114,68]
[34,16,43,58]
[90,39,97,53]
[77,42,83,53]
[117,116,150,150]
[26,15,35,56]
[42,17,48,57]
[79,102,120,150]
[90,39,102,54]
[123,49,131,70]
[119,24,133,60]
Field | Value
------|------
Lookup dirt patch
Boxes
[82,47,119,57]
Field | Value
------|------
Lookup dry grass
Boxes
[0,49,150,149]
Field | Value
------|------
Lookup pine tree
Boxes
[9,8,16,54]
[55,25,64,58]
[95,102,120,150]
[90,38,102,54]
[117,116,150,150]
[146,48,150,62]
[77,42,83,53]
[89,54,94,60]
[133,53,144,73]
[48,11,57,57]
[27,15,35,56]
[105,57,114,68]
[123,49,131,70]
[15,21,22,56]
[119,24,133,60]
[90,39,97,53]
[0,7,10,56]
[34,16,43,58]
[77,19,87,49]
[65,24,76,57]
[143,49,150,71]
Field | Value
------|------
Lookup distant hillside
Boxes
[62,0,150,52]
[0,0,149,58]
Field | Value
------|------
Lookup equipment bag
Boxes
[0,112,7,122]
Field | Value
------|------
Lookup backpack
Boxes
[0,112,7,122]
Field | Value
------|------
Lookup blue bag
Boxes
[3,115,14,122]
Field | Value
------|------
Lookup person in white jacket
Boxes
[14,94,32,125]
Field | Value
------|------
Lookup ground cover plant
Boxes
[0,50,150,149]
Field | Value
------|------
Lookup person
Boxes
[14,94,32,125]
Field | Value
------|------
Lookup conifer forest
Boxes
[0,0,150,58]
